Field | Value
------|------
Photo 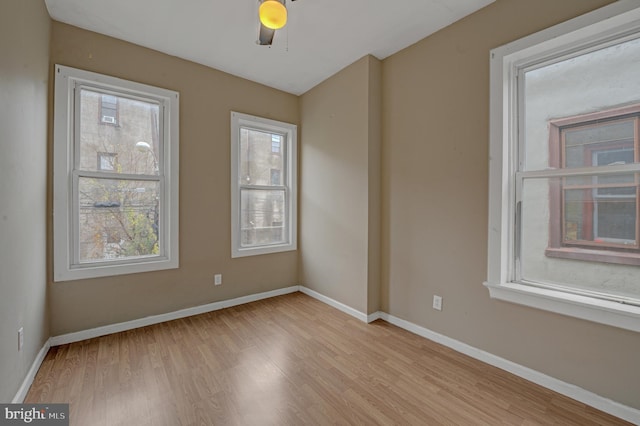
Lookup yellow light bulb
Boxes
[259,0,287,30]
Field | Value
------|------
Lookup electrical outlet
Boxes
[18,327,24,351]
[214,274,222,286]
[432,295,443,311]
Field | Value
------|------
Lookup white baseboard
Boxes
[51,286,300,346]
[12,338,51,403]
[378,312,640,425]
[367,311,382,323]
[298,286,371,322]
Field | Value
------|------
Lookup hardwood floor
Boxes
[26,292,630,425]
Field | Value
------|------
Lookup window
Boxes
[271,135,281,153]
[53,65,179,281]
[97,152,117,171]
[230,112,297,257]
[487,3,640,332]
[547,107,640,264]
[100,94,118,124]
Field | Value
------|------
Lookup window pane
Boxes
[80,89,160,175]
[564,187,637,244]
[595,198,636,241]
[240,188,286,247]
[239,128,284,186]
[520,177,640,300]
[523,37,640,172]
[78,177,160,262]
[564,121,635,168]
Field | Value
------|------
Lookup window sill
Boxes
[54,256,178,282]
[231,243,296,258]
[546,247,640,266]
[483,281,640,332]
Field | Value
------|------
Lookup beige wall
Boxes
[49,23,299,335]
[299,56,381,314]
[0,0,51,402]
[381,0,639,409]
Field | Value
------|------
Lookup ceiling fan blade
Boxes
[257,23,275,46]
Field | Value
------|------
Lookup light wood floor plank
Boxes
[25,292,631,425]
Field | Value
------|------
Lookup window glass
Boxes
[563,184,637,245]
[240,128,284,186]
[240,189,286,247]
[76,87,163,264]
[270,168,281,185]
[78,178,159,262]
[238,128,286,248]
[81,89,160,175]
[520,33,640,266]
[564,120,635,168]
[520,176,640,300]
[522,37,640,172]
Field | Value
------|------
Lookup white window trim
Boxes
[486,1,640,332]
[53,65,179,281]
[230,112,297,258]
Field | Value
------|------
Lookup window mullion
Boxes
[240,184,285,191]
[518,163,640,179]
[77,170,162,182]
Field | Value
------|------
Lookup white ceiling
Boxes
[44,0,494,95]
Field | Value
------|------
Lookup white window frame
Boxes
[486,1,640,332]
[230,112,297,258]
[53,65,179,281]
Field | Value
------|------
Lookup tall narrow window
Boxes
[271,135,281,153]
[53,65,179,281]
[487,2,640,332]
[100,94,118,124]
[231,112,297,257]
